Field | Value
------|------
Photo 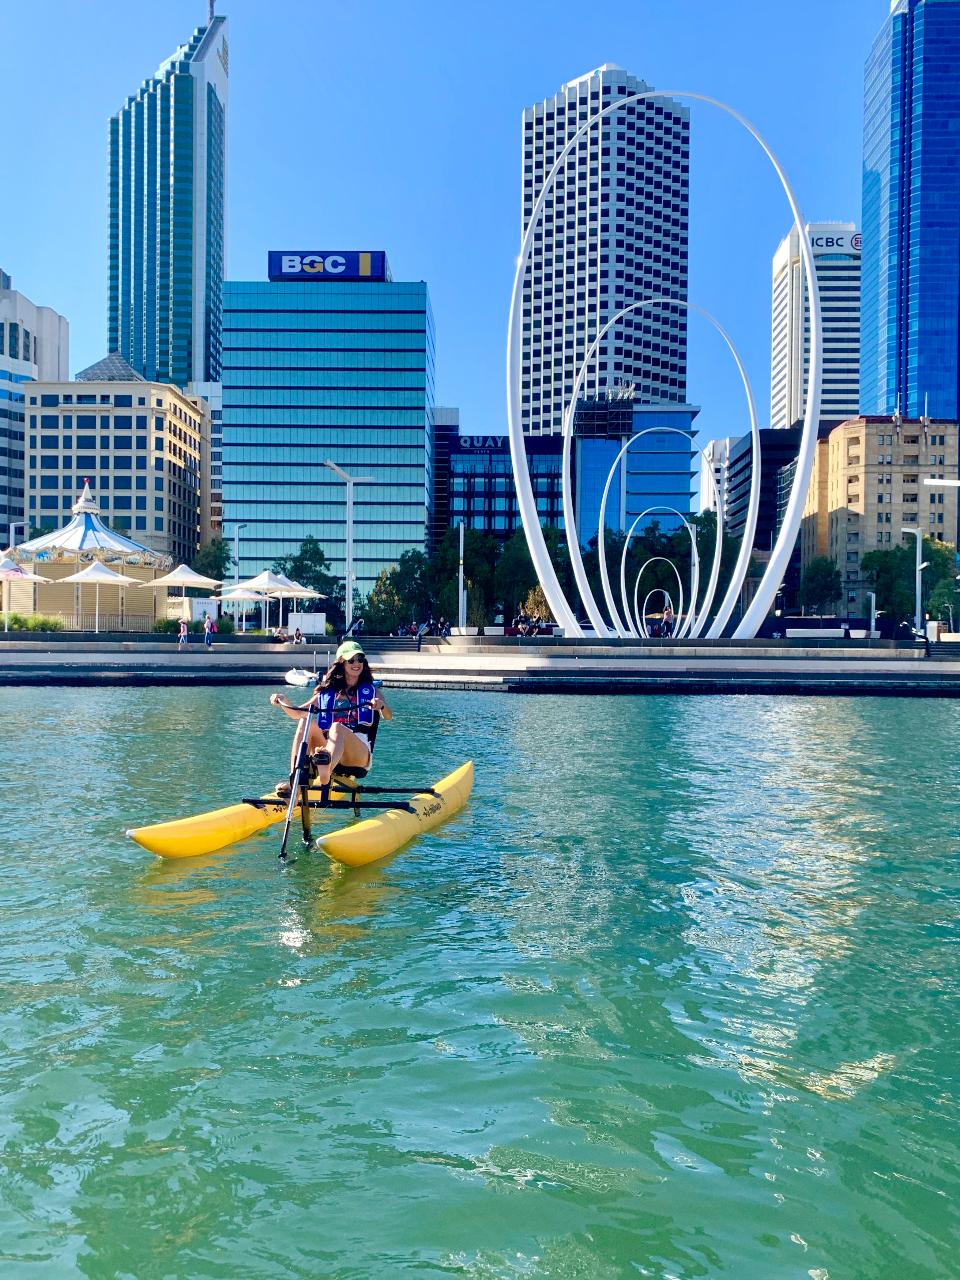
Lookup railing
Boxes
[46,613,156,633]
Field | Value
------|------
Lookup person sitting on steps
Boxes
[269,640,392,796]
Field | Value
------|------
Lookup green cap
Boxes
[336,640,366,662]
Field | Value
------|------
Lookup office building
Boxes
[770,223,861,428]
[801,415,959,610]
[725,426,804,546]
[26,354,208,564]
[699,436,736,516]
[520,65,689,436]
[0,270,69,540]
[430,407,460,548]
[437,399,696,549]
[109,13,228,386]
[221,253,434,594]
[192,380,222,539]
[861,0,960,420]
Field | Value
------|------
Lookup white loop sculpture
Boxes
[618,507,700,639]
[560,299,754,640]
[633,557,684,638]
[598,429,719,638]
[506,90,821,640]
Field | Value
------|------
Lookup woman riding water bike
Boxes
[270,640,392,796]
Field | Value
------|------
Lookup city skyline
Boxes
[5,0,878,453]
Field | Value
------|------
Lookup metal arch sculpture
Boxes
[596,428,721,638]
[633,561,684,638]
[633,557,684,638]
[618,507,700,639]
[506,90,821,640]
[559,298,757,640]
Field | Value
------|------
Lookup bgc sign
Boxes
[268,251,387,282]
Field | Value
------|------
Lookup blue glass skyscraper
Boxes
[221,262,435,594]
[861,0,960,419]
[108,15,228,387]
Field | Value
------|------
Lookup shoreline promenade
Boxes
[2,635,959,696]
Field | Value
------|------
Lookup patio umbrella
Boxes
[59,561,138,634]
[216,588,270,634]
[0,557,52,633]
[147,564,223,621]
[264,578,325,628]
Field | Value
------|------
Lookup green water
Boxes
[1,686,958,1279]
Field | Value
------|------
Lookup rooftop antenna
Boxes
[208,0,215,22]
[921,392,931,428]
[892,394,902,429]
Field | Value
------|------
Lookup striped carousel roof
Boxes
[11,483,170,566]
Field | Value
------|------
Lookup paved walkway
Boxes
[1,637,958,695]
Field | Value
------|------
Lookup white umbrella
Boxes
[263,578,325,630]
[59,561,138,634]
[0,557,52,633]
[216,588,270,634]
[147,564,223,623]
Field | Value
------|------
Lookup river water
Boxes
[1,685,958,1279]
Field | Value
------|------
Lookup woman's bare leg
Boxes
[288,719,328,774]
[311,724,369,785]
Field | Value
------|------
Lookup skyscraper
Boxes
[221,252,435,594]
[861,0,960,420]
[770,222,861,428]
[520,65,690,437]
[0,270,69,539]
[108,12,228,388]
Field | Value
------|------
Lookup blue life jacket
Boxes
[313,682,376,731]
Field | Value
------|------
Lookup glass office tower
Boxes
[861,0,960,419]
[221,271,435,594]
[108,15,228,387]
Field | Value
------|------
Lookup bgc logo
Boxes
[281,254,347,275]
[268,251,387,283]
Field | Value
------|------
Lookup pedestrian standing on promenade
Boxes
[203,614,214,649]
[662,603,675,636]
[177,618,188,651]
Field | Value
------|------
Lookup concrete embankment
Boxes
[1,634,959,696]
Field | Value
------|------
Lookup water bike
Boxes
[127,682,473,867]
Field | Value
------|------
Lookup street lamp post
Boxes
[324,461,373,632]
[865,590,877,639]
[228,522,248,630]
[900,527,927,637]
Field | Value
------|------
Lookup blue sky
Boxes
[4,0,884,451]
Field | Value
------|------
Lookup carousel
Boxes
[4,483,174,633]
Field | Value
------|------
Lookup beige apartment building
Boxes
[25,354,212,564]
[801,415,959,612]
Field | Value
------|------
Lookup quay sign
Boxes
[268,251,387,282]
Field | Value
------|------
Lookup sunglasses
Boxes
[344,655,365,664]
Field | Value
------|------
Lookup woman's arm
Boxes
[269,692,313,720]
[373,690,393,722]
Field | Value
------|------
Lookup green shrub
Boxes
[6,614,64,631]
[153,618,179,633]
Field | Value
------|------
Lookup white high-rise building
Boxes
[0,269,69,539]
[698,436,736,515]
[520,65,690,436]
[770,222,861,428]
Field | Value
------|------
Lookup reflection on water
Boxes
[1,685,958,1279]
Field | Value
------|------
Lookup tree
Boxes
[798,556,843,615]
[273,536,343,626]
[927,575,959,627]
[861,537,956,625]
[429,528,500,623]
[389,550,434,622]
[494,529,538,619]
[192,537,232,581]
[524,584,552,620]
[362,569,406,634]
